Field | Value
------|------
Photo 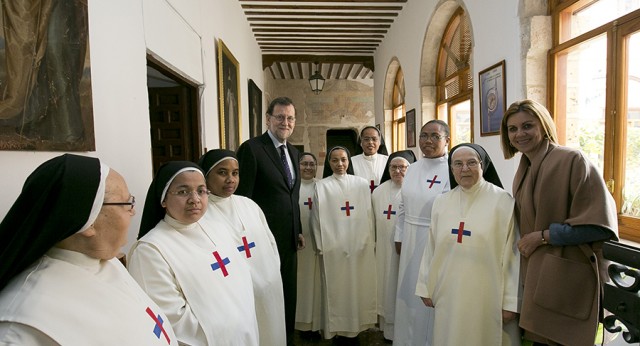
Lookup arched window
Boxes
[550,0,640,241]
[436,7,472,147]
[392,67,406,151]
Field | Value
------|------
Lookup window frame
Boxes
[549,0,640,242]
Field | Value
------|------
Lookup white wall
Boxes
[374,0,524,192]
[0,0,263,253]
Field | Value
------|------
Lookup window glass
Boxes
[555,33,607,172]
[561,0,640,43]
[622,30,640,217]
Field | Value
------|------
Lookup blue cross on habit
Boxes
[145,307,171,344]
[211,251,231,276]
[451,221,471,243]
[427,175,441,188]
[341,201,354,216]
[369,180,377,193]
[383,204,396,220]
[304,197,313,210]
[237,236,256,258]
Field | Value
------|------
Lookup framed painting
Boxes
[406,108,416,148]
[217,39,241,150]
[478,60,506,136]
[248,79,262,138]
[0,2,95,151]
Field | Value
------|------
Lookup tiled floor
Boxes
[293,328,392,346]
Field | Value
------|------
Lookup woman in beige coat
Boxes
[500,99,618,346]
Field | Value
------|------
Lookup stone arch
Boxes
[419,0,549,127]
[382,57,402,139]
[419,0,471,127]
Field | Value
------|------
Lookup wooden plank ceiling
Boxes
[239,0,407,80]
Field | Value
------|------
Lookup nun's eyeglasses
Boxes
[452,160,480,170]
[168,188,210,199]
[103,195,136,211]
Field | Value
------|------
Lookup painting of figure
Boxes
[0,0,94,151]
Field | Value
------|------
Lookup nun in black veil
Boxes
[371,149,417,340]
[0,154,179,345]
[415,143,521,345]
[128,160,258,345]
[311,145,377,339]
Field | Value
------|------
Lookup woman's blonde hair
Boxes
[500,99,559,159]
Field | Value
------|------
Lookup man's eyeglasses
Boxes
[419,133,447,141]
[452,160,480,170]
[103,195,136,211]
[270,114,296,123]
[390,165,408,172]
[168,188,210,199]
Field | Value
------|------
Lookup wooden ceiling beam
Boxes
[250,23,390,28]
[352,64,364,79]
[247,17,393,23]
[257,37,382,42]
[286,62,294,79]
[245,11,398,17]
[240,0,407,2]
[255,33,385,38]
[253,28,387,33]
[275,62,285,79]
[241,5,403,11]
[345,64,355,79]
[335,63,345,79]
[263,55,375,71]
[259,42,378,47]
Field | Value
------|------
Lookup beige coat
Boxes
[513,140,618,346]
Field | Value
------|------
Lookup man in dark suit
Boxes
[236,96,305,345]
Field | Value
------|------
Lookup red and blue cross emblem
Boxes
[451,221,471,243]
[427,175,441,188]
[237,236,256,258]
[145,307,171,344]
[369,180,377,193]
[341,201,354,216]
[211,251,230,276]
[383,204,396,219]
[304,197,313,210]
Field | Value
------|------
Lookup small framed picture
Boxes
[248,79,262,138]
[478,60,506,136]
[406,108,416,148]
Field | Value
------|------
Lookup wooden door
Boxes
[148,86,196,173]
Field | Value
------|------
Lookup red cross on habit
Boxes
[427,175,441,188]
[145,307,171,344]
[383,204,396,219]
[451,221,471,243]
[304,197,313,210]
[341,201,354,216]
[211,251,230,276]
[241,236,252,258]
[369,180,376,193]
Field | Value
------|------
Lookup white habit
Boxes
[371,179,402,340]
[295,178,322,332]
[394,156,450,346]
[416,180,521,345]
[351,153,389,192]
[203,193,287,346]
[128,216,259,346]
[311,174,377,338]
[0,248,179,346]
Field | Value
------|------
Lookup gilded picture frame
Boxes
[217,39,241,150]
